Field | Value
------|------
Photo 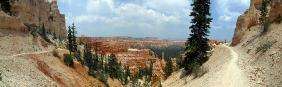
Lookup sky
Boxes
[57,0,250,41]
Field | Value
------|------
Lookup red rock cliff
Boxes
[0,0,66,39]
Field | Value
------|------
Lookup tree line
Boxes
[66,26,155,86]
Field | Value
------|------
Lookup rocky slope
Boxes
[231,0,282,86]
[162,45,249,87]
[0,0,108,87]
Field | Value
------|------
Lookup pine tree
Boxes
[124,66,131,84]
[108,54,120,78]
[67,26,73,54]
[71,23,78,52]
[67,23,78,54]
[0,0,11,15]
[184,0,212,74]
[164,58,173,78]
[84,44,94,69]
[259,0,270,34]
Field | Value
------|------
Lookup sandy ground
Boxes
[163,45,249,87]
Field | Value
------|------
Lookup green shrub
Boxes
[64,54,74,67]
[261,20,270,35]
[255,41,277,54]
[99,70,109,87]
[0,72,2,81]
[275,15,282,23]
[31,28,39,37]
[0,0,12,15]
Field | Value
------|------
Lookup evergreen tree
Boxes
[143,65,152,87]
[0,0,11,15]
[184,0,212,74]
[71,23,78,51]
[124,66,131,84]
[84,44,94,72]
[93,53,100,71]
[42,24,47,37]
[164,58,173,78]
[259,0,271,34]
[67,23,78,54]
[108,54,120,78]
[67,26,73,54]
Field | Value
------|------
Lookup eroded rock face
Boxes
[0,11,27,31]
[231,0,282,46]
[0,0,66,39]
[269,1,282,22]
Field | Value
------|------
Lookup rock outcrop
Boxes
[231,0,282,86]
[231,0,282,46]
[0,0,66,39]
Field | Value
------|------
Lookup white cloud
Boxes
[216,0,250,22]
[80,0,181,29]
[86,0,114,14]
[58,0,250,40]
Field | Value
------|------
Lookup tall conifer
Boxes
[184,0,212,74]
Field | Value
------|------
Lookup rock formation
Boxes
[231,0,282,86]
[231,0,282,46]
[0,0,66,39]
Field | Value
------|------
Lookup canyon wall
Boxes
[0,0,66,39]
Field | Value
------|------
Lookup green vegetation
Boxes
[0,72,2,81]
[64,54,74,67]
[130,62,153,87]
[82,45,134,86]
[108,54,121,78]
[123,66,131,85]
[0,0,11,15]
[259,0,271,35]
[67,23,78,55]
[30,28,39,37]
[164,58,173,78]
[183,0,212,74]
[147,45,184,60]
[147,45,182,77]
[255,41,277,54]
[39,24,53,43]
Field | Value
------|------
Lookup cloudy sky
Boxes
[57,0,250,40]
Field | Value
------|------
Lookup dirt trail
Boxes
[163,45,249,87]
[0,50,52,59]
[10,50,51,57]
[221,46,248,87]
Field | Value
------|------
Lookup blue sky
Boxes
[57,0,250,40]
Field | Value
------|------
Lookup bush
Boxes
[275,15,282,23]
[99,70,109,87]
[0,72,2,81]
[255,41,277,54]
[0,0,12,15]
[31,28,39,37]
[164,59,173,78]
[64,54,74,67]
[191,66,208,79]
